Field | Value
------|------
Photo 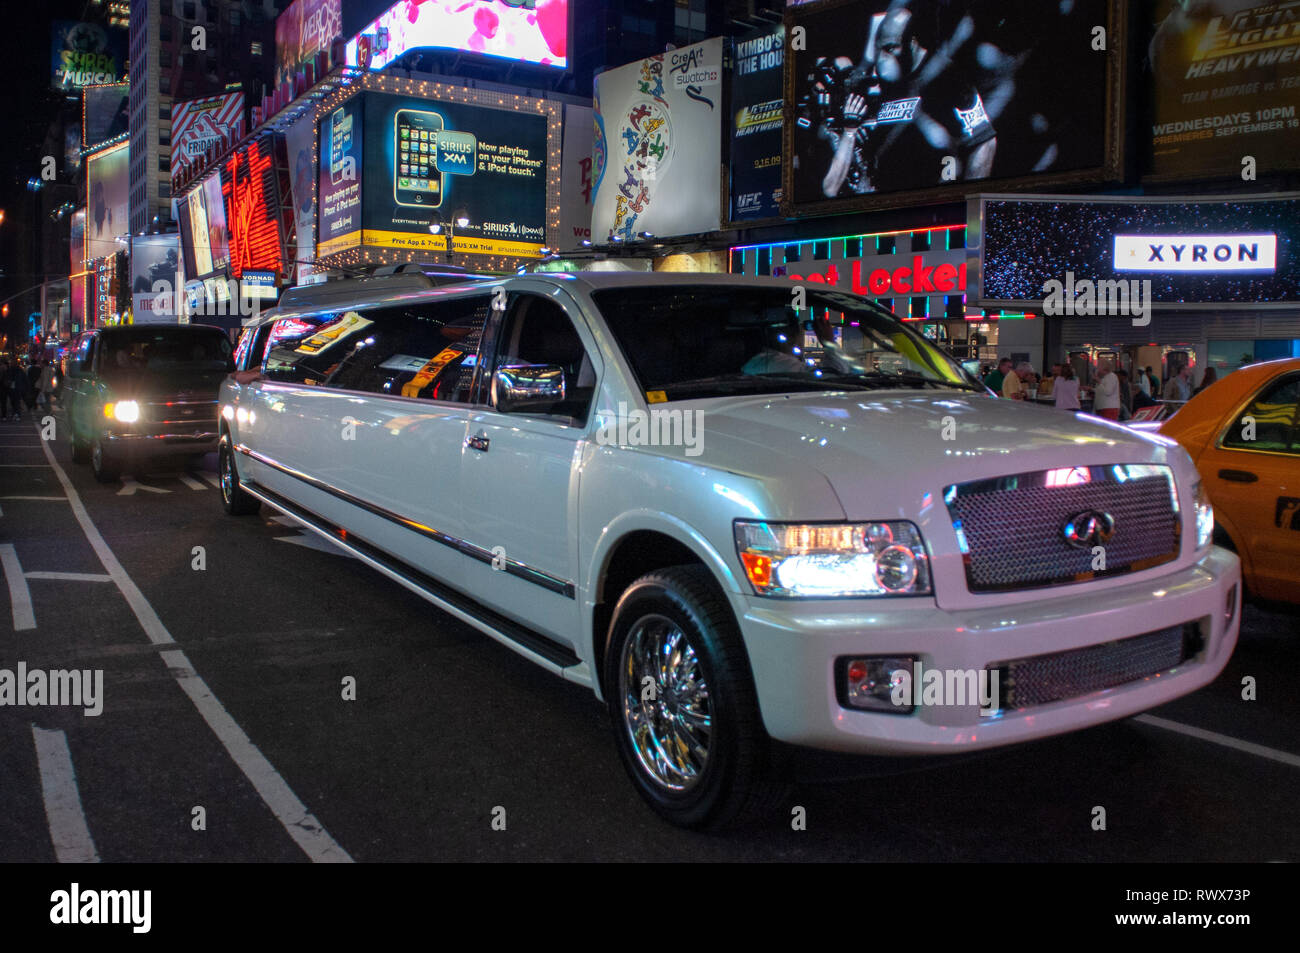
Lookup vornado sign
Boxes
[1114,234,1278,273]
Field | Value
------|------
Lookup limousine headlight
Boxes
[103,400,140,423]
[1193,482,1214,550]
[734,521,932,598]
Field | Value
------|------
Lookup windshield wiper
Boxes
[852,371,982,392]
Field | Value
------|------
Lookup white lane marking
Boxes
[32,726,100,863]
[176,473,206,491]
[1,496,66,501]
[1135,714,1300,769]
[37,437,353,863]
[0,543,36,630]
[117,478,170,496]
[25,572,114,583]
[199,470,222,489]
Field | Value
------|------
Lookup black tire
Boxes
[90,438,120,483]
[604,565,790,830]
[218,434,260,516]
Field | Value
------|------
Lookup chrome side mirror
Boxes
[492,364,566,414]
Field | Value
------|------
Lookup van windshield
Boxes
[591,285,981,401]
[100,328,233,379]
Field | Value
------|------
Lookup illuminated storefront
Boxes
[731,223,1038,369]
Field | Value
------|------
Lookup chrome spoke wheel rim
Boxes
[619,613,712,793]
[220,450,233,502]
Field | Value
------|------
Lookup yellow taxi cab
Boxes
[1161,358,1300,604]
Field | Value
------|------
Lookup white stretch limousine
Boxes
[218,270,1241,829]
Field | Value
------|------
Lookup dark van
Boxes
[62,324,234,482]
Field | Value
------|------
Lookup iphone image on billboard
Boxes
[329,107,353,185]
[394,109,444,207]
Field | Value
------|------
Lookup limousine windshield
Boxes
[592,285,982,400]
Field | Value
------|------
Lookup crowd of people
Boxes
[0,356,57,420]
[979,357,1218,421]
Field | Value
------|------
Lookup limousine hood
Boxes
[667,390,1187,520]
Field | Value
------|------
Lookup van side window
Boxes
[233,324,271,371]
[312,295,491,403]
[490,294,595,424]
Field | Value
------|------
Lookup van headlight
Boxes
[1193,482,1214,550]
[104,400,140,423]
[734,521,932,597]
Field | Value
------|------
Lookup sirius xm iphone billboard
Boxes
[364,92,547,257]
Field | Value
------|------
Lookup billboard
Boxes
[786,0,1122,214]
[171,92,246,179]
[204,174,231,275]
[51,21,128,90]
[346,0,569,71]
[361,92,548,255]
[318,96,364,256]
[70,210,87,331]
[220,137,291,279]
[1146,0,1300,180]
[559,103,594,250]
[131,235,181,323]
[83,83,129,149]
[285,114,318,281]
[275,0,342,88]
[971,193,1300,309]
[85,144,128,262]
[318,90,552,259]
[730,24,785,223]
[592,38,724,242]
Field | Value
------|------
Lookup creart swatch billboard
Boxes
[591,38,724,242]
[346,0,568,71]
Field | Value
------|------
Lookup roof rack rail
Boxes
[276,263,499,311]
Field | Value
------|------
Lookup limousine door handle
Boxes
[466,432,491,453]
[1218,468,1258,483]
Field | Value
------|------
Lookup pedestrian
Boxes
[1194,366,1218,395]
[1116,368,1133,421]
[3,358,30,420]
[1038,364,1058,399]
[1093,363,1121,420]
[984,357,1011,394]
[1002,362,1026,400]
[37,360,56,413]
[1053,364,1081,410]
[1136,365,1151,397]
[25,361,41,412]
[1145,365,1160,396]
[1163,365,1193,403]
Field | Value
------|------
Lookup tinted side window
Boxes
[490,294,595,423]
[1221,374,1300,455]
[325,296,490,402]
[261,315,333,383]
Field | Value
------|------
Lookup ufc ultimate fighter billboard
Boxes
[786,0,1124,214]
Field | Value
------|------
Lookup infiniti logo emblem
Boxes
[1063,511,1116,549]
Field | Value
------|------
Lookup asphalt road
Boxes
[1,411,1297,862]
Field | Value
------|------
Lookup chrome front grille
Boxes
[991,623,1198,710]
[944,465,1180,593]
[145,399,219,426]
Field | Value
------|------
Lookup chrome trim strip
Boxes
[236,443,576,599]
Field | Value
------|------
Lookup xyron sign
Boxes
[1114,234,1277,273]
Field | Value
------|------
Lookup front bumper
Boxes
[102,429,220,459]
[736,547,1240,755]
